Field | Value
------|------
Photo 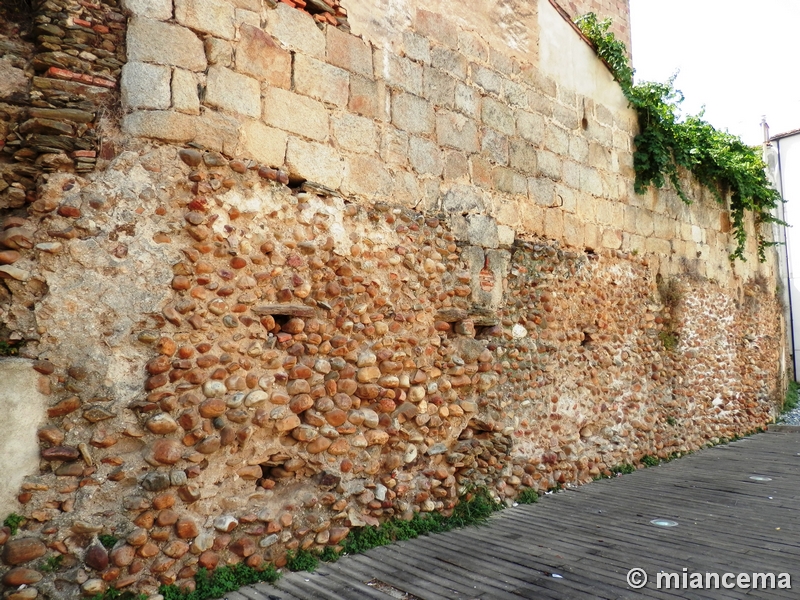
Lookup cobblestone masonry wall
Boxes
[0,0,785,598]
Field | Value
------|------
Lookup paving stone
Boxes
[454,81,481,118]
[205,37,232,67]
[436,109,479,152]
[342,154,393,199]
[331,112,377,154]
[471,63,503,96]
[482,96,515,136]
[194,110,241,155]
[402,31,431,64]
[409,135,443,176]
[377,50,423,96]
[423,66,456,108]
[349,75,386,120]
[431,46,467,80]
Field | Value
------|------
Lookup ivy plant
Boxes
[575,13,783,261]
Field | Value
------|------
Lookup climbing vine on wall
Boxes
[575,13,783,262]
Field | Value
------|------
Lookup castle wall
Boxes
[0,0,784,597]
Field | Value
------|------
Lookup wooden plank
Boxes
[414,530,632,600]
[364,545,500,599]
[309,566,401,600]
[347,552,476,599]
[496,505,797,572]
[223,433,800,600]
[445,525,704,600]
[457,524,743,600]
[272,573,357,600]
[380,539,539,600]
[222,592,256,600]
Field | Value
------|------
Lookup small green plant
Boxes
[575,13,783,262]
[99,534,118,549]
[573,13,633,87]
[783,380,799,414]
[91,590,147,600]
[158,563,279,600]
[593,450,695,481]
[40,554,63,573]
[657,277,683,310]
[341,486,502,557]
[3,513,24,535]
[610,463,636,475]
[640,455,660,467]
[655,276,682,352]
[666,416,678,426]
[0,339,20,356]
[285,549,319,573]
[516,487,540,504]
[659,330,678,351]
[449,486,503,526]
[342,522,393,554]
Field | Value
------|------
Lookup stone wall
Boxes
[0,0,124,212]
[0,0,785,598]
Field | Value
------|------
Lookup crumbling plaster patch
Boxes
[0,359,47,522]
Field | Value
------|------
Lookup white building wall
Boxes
[776,133,800,379]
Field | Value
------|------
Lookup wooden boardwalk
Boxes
[220,432,800,600]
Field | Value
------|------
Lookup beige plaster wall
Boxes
[538,0,625,106]
[0,359,47,522]
[0,0,785,596]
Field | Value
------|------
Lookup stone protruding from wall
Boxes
[0,359,47,522]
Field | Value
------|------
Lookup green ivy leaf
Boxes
[575,12,782,261]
